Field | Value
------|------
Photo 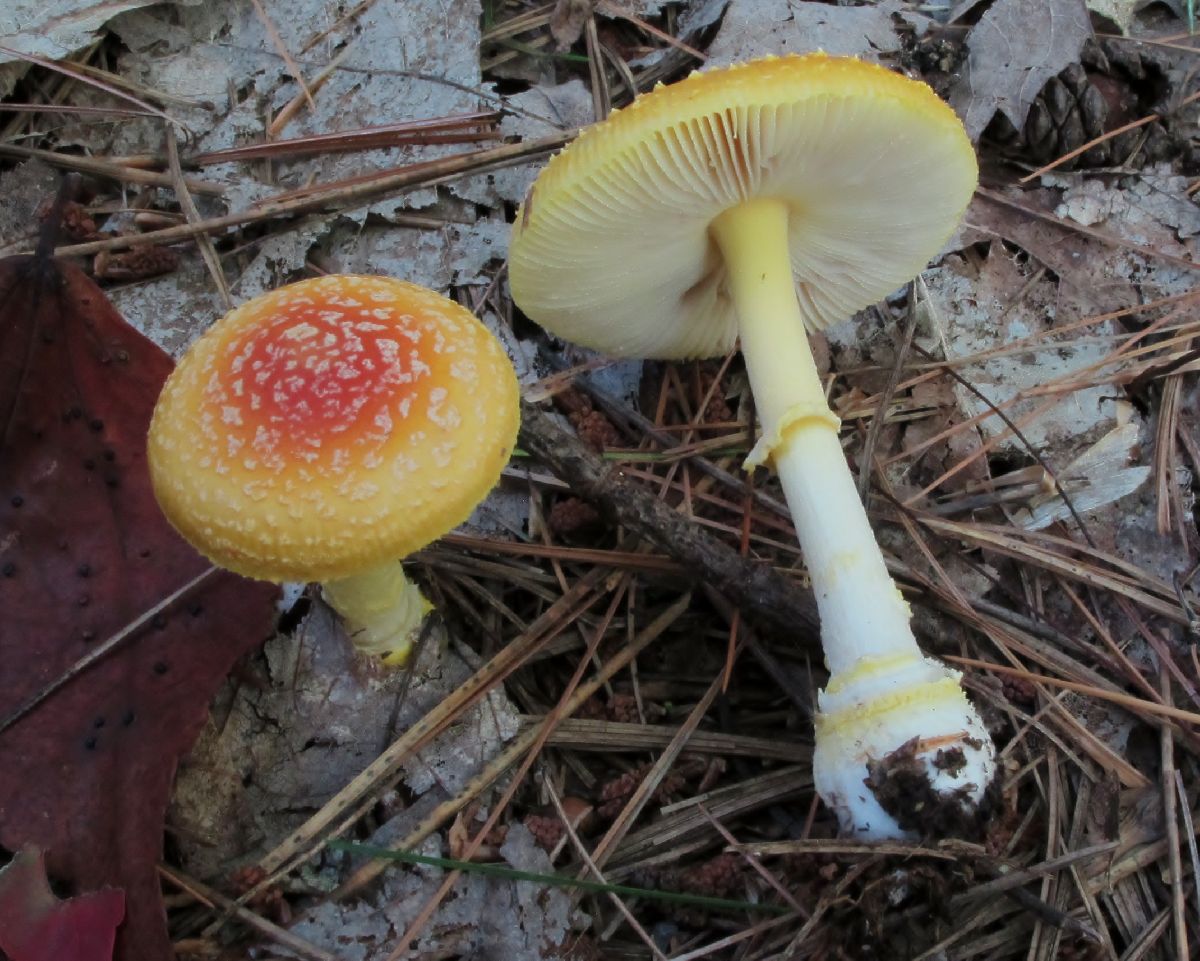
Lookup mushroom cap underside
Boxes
[509,53,978,359]
[148,275,520,583]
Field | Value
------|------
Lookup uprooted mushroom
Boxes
[509,53,995,838]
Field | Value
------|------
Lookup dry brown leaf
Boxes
[550,0,595,50]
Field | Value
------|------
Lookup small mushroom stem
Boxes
[710,198,994,838]
[321,562,433,666]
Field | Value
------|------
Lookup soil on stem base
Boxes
[863,737,1000,839]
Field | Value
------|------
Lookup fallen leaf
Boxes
[0,208,279,960]
[968,178,1197,317]
[1087,0,1140,32]
[922,241,1123,452]
[0,846,124,961]
[1016,421,1151,530]
[170,608,518,881]
[1052,170,1200,241]
[0,160,60,251]
[550,0,594,49]
[1088,0,1186,33]
[488,80,594,209]
[950,0,1093,140]
[103,0,486,209]
[946,0,989,21]
[706,0,911,66]
[282,825,575,959]
[0,0,156,96]
[628,0,729,70]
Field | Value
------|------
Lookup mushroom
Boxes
[148,275,519,665]
[508,54,994,837]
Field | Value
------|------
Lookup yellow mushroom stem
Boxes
[710,198,995,838]
[322,563,433,666]
[711,198,919,672]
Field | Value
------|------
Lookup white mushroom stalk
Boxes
[711,198,994,837]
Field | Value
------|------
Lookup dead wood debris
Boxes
[519,398,821,641]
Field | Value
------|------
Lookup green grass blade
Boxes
[328,839,790,916]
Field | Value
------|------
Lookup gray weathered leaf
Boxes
[1017,422,1151,530]
[920,241,1123,453]
[282,825,576,961]
[950,0,1093,140]
[170,608,519,881]
[0,0,162,96]
[707,0,914,66]
[1088,0,1186,33]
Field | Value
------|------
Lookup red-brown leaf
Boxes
[0,846,124,961]
[0,250,279,960]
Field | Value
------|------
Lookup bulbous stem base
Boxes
[813,653,996,838]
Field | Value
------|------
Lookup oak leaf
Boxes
[0,846,124,961]
[0,207,278,960]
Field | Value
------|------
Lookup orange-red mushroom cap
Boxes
[148,275,519,582]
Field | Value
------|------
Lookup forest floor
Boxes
[2,0,1200,959]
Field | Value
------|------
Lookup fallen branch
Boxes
[518,399,819,643]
